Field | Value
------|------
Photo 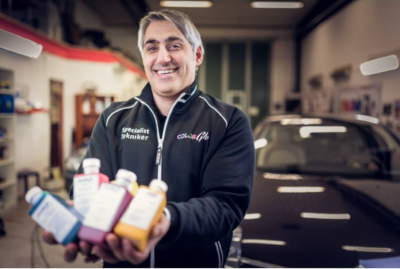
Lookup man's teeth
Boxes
[157,69,175,74]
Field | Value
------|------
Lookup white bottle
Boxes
[73,158,110,217]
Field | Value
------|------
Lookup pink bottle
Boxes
[73,158,109,217]
[78,169,137,248]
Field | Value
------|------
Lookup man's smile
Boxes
[154,68,179,75]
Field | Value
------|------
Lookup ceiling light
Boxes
[242,239,286,246]
[244,213,261,220]
[160,1,213,8]
[254,138,268,149]
[0,29,43,58]
[251,1,304,9]
[360,55,399,76]
[301,212,351,220]
[299,126,347,138]
[277,187,325,193]
[342,245,394,253]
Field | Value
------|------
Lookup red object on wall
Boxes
[0,14,146,79]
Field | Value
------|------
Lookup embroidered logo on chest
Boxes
[177,131,209,142]
[121,127,150,141]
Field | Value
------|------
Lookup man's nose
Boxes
[157,47,171,65]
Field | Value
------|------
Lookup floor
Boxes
[0,190,102,268]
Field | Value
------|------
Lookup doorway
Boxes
[49,80,63,173]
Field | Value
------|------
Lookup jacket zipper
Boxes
[136,93,186,181]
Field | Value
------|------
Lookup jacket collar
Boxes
[138,80,200,113]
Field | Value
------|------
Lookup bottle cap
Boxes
[149,179,168,193]
[25,186,43,204]
[83,158,100,169]
[115,169,137,188]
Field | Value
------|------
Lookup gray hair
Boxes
[138,9,204,57]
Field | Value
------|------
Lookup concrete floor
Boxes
[0,196,102,268]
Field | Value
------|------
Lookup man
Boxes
[44,9,255,268]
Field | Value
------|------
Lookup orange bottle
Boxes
[114,179,167,252]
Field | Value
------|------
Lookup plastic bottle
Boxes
[114,179,167,252]
[78,169,137,248]
[73,158,109,217]
[26,186,83,246]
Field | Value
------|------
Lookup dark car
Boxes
[227,114,400,268]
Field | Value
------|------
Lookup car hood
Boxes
[239,170,400,267]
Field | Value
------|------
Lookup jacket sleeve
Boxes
[69,108,114,199]
[159,108,255,248]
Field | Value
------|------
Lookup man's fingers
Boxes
[79,241,93,256]
[64,243,79,263]
[122,239,147,265]
[66,200,74,207]
[42,231,58,245]
[93,246,119,264]
[106,234,126,261]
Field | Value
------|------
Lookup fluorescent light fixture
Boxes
[254,138,268,149]
[242,239,286,246]
[301,212,351,220]
[0,29,43,58]
[342,245,394,253]
[244,213,261,220]
[277,187,325,193]
[360,55,399,76]
[263,173,303,180]
[281,118,322,125]
[356,114,379,124]
[251,1,303,8]
[160,1,212,8]
[300,126,347,138]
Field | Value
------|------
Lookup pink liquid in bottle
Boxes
[78,169,137,248]
[73,158,109,217]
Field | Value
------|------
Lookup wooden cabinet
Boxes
[75,94,114,150]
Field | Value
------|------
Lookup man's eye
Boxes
[170,44,181,49]
[147,47,157,51]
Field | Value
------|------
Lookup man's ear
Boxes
[195,46,204,67]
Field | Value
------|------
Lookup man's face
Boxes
[142,20,203,99]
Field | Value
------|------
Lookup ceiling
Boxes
[83,0,320,29]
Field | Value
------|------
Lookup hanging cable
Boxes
[36,226,51,268]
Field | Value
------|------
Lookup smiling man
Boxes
[43,9,255,268]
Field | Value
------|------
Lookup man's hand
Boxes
[101,214,171,265]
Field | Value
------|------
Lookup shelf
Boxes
[0,158,14,167]
[0,180,15,190]
[0,137,14,143]
[0,89,14,95]
[0,113,15,119]
[16,108,48,115]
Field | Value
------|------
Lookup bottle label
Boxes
[83,184,126,232]
[74,174,100,217]
[31,195,79,243]
[120,188,163,231]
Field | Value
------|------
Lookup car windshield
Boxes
[255,118,400,180]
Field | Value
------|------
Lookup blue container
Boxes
[0,94,14,113]
[27,187,83,245]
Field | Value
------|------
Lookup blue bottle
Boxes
[26,186,83,246]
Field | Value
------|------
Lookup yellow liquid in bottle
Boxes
[114,185,166,252]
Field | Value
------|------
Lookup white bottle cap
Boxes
[83,158,101,169]
[115,169,137,187]
[25,186,43,204]
[149,179,168,193]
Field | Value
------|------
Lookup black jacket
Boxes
[73,82,255,267]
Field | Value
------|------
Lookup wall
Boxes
[301,0,400,113]
[0,48,146,193]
